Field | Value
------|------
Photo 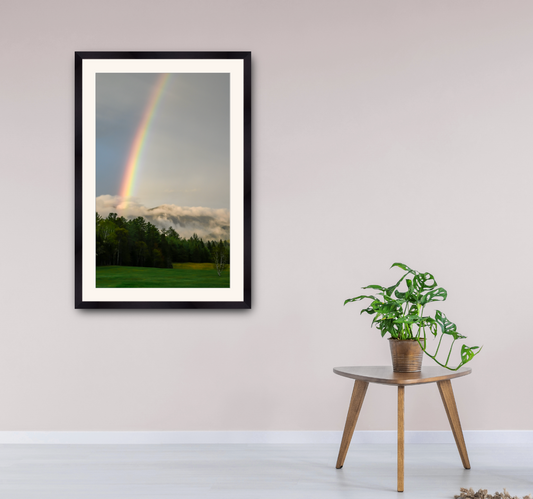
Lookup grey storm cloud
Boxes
[96,195,229,242]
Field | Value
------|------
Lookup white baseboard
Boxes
[0,431,531,445]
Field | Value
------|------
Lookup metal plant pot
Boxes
[389,338,423,373]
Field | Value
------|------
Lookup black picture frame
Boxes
[75,52,251,309]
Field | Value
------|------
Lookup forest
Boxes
[96,212,230,269]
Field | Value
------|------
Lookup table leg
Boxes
[335,380,368,469]
[437,379,471,469]
[397,385,404,492]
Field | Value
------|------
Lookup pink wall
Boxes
[1,0,532,431]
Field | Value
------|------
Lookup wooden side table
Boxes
[333,366,472,492]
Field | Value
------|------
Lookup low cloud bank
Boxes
[96,195,229,241]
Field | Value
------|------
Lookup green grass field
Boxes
[172,262,230,271]
[96,264,230,288]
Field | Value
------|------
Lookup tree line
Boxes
[96,212,229,269]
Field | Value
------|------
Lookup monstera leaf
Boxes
[362,284,386,291]
[390,262,415,273]
[408,272,437,301]
[434,310,465,340]
[344,294,378,306]
[420,287,447,305]
[461,344,481,364]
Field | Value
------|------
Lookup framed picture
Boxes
[75,52,251,309]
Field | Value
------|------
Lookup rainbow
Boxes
[119,73,170,203]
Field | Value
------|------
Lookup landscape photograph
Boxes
[95,72,230,289]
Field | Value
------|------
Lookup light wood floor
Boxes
[0,443,532,498]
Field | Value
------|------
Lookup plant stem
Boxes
[418,346,465,371]
[445,339,456,366]
[434,333,444,358]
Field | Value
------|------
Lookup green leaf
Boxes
[411,272,437,299]
[344,295,377,305]
[393,314,421,324]
[370,299,384,310]
[410,303,419,312]
[434,310,466,340]
[420,287,447,305]
[419,317,437,330]
[394,290,408,300]
[377,318,401,337]
[390,262,415,274]
[385,274,408,297]
[460,344,481,365]
[360,306,376,315]
[363,284,386,291]
[381,294,398,303]
[380,301,402,316]
[435,310,455,332]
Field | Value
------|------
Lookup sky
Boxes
[95,72,230,239]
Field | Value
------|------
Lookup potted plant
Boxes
[345,262,481,372]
